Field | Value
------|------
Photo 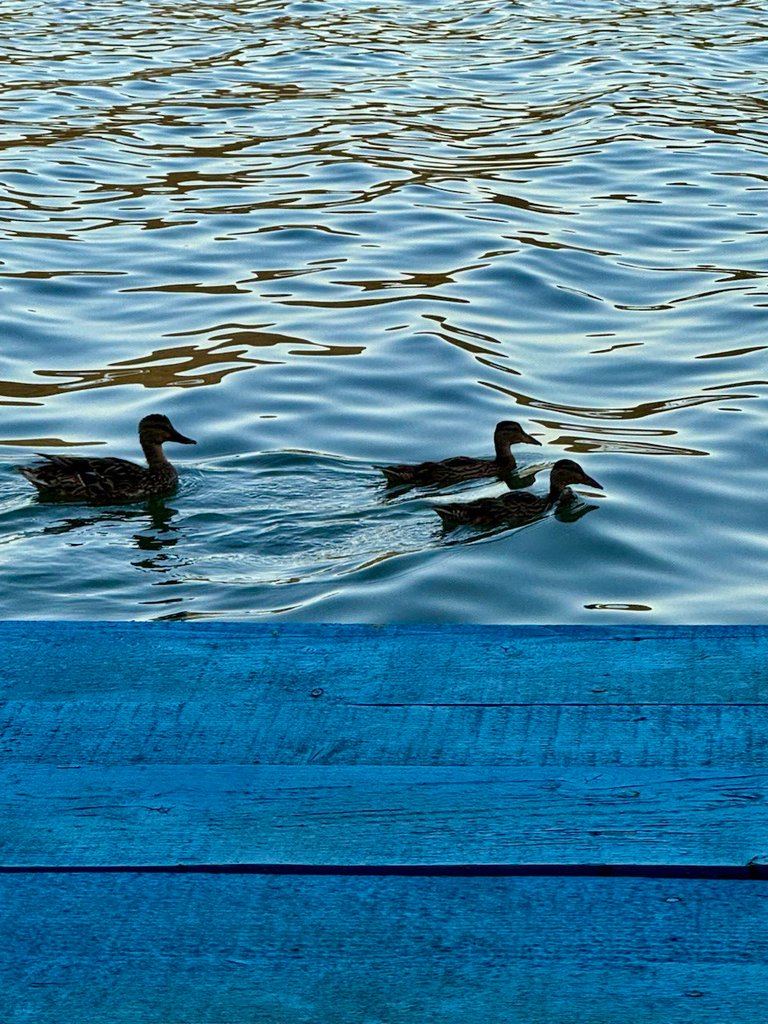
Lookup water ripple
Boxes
[1,0,767,621]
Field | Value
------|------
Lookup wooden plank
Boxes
[3,624,766,1021]
[3,874,768,1023]
[3,698,768,767]
[2,621,768,703]
[3,764,766,867]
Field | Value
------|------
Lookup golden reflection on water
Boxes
[0,327,367,408]
[541,423,709,457]
[585,603,653,612]
[0,343,267,401]
[483,381,757,421]
[0,437,105,448]
[551,435,709,457]
[167,324,366,359]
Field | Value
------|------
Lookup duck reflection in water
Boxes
[434,459,602,531]
[132,500,180,555]
[381,420,541,492]
[42,500,181,567]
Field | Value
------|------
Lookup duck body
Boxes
[17,414,196,504]
[384,453,509,489]
[382,420,541,488]
[435,459,602,529]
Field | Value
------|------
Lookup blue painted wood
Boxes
[2,621,768,702]
[2,764,767,868]
[4,699,767,767]
[3,874,768,1024]
[2,622,767,1023]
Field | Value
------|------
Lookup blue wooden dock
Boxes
[2,622,767,1022]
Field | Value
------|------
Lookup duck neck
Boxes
[494,435,516,468]
[547,481,569,507]
[141,439,169,471]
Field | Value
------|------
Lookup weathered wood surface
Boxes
[4,874,768,1024]
[2,620,768,702]
[2,623,767,1022]
[3,764,767,868]
[4,698,767,767]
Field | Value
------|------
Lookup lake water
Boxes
[1,0,767,622]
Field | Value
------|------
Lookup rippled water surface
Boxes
[1,0,768,621]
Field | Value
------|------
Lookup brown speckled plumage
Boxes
[381,420,541,488]
[435,459,602,529]
[17,414,196,504]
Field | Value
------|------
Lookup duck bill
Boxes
[521,430,542,446]
[169,429,197,445]
[581,473,602,489]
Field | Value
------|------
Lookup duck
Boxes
[381,420,541,488]
[434,459,602,530]
[17,413,196,504]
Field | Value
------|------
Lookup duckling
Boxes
[381,420,541,488]
[17,414,196,504]
[435,459,602,529]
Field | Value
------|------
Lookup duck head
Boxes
[549,458,602,495]
[494,420,541,447]
[139,414,196,446]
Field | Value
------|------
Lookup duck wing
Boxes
[17,455,145,501]
[383,455,494,488]
[435,490,543,529]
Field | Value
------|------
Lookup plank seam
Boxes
[2,863,767,879]
[349,702,768,708]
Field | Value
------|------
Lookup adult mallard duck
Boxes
[381,420,541,488]
[17,413,196,504]
[435,459,602,529]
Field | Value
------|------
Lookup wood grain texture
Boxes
[2,621,768,703]
[3,764,767,867]
[3,622,768,1021]
[3,698,767,767]
[3,874,768,1024]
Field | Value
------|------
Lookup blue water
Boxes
[1,0,767,621]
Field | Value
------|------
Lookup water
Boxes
[1,0,767,622]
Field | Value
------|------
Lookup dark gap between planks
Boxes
[2,862,767,879]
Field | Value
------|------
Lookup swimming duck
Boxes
[17,414,196,504]
[435,459,602,529]
[381,420,541,488]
